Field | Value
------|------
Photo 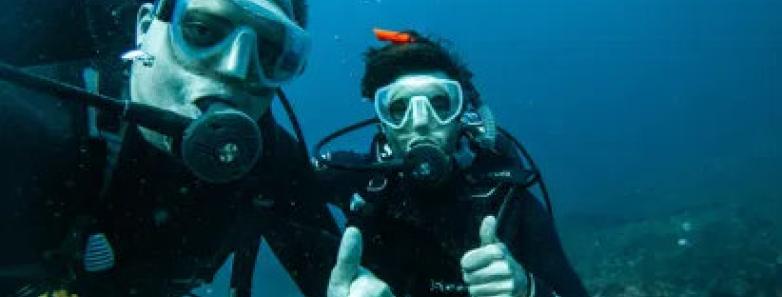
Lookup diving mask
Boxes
[374,76,464,129]
[168,0,310,87]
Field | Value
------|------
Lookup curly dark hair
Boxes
[360,31,481,106]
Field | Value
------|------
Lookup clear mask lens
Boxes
[374,77,464,129]
[170,0,310,86]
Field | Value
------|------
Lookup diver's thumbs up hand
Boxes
[479,214,499,246]
[329,227,362,297]
[327,227,396,297]
[461,216,530,297]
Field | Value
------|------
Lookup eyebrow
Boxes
[186,3,289,36]
[182,9,235,28]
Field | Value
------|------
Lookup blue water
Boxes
[3,0,780,296]
[261,1,782,293]
[283,0,781,218]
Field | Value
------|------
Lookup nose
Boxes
[216,27,258,80]
[410,96,433,132]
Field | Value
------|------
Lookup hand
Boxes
[327,227,396,297]
[461,216,529,297]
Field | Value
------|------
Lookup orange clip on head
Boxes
[373,28,415,45]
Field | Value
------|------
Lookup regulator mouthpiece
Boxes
[404,143,452,186]
[181,102,263,183]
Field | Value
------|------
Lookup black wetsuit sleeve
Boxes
[508,190,589,297]
[484,129,588,296]
[230,119,342,297]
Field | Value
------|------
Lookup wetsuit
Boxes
[1,2,340,296]
[0,63,339,297]
[317,135,589,297]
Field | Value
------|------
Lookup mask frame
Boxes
[158,0,310,87]
[374,76,464,130]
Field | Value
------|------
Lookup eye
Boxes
[429,95,452,117]
[257,33,285,72]
[389,99,409,122]
[181,21,228,47]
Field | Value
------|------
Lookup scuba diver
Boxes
[0,0,340,296]
[316,29,589,297]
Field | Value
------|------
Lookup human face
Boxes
[377,72,463,157]
[129,0,308,151]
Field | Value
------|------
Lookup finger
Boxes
[330,227,363,288]
[461,243,505,272]
[349,271,396,297]
[480,216,498,246]
[462,260,512,285]
[467,280,515,297]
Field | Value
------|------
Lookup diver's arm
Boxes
[507,190,589,297]
[247,121,344,297]
[484,129,587,296]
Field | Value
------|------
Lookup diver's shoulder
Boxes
[313,150,373,169]
[0,66,94,171]
[311,150,374,200]
[311,150,374,181]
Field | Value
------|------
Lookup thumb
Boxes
[479,215,498,246]
[330,227,363,287]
